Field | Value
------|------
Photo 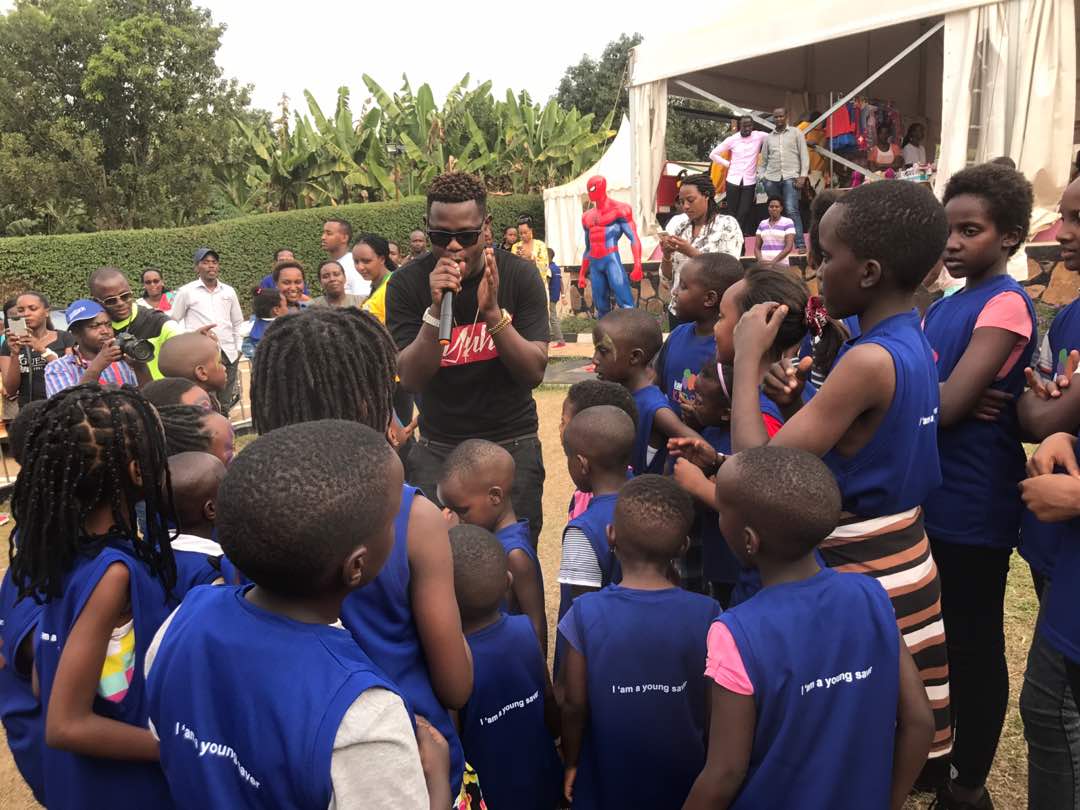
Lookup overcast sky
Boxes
[0,0,692,113]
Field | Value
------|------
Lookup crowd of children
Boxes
[2,164,1080,810]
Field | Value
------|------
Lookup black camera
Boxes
[115,332,154,362]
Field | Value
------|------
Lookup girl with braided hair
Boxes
[251,306,473,798]
[158,403,235,467]
[9,383,177,809]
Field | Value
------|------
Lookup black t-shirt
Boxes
[387,251,550,443]
[1,331,77,405]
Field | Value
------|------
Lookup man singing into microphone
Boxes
[387,172,551,547]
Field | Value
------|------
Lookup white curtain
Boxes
[629,79,668,236]
[936,0,1075,207]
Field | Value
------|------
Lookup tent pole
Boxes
[806,20,944,133]
[672,81,775,131]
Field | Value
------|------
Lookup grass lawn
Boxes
[0,388,1038,808]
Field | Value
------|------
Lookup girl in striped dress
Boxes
[712,180,953,762]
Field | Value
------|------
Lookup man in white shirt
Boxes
[170,248,246,412]
[322,218,370,298]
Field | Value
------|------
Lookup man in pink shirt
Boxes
[710,116,768,236]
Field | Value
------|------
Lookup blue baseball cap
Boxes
[65,299,106,328]
[194,247,220,263]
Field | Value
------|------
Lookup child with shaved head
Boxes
[449,525,562,810]
[555,405,635,679]
[560,475,720,809]
[166,451,227,595]
[437,439,547,654]
[157,332,228,409]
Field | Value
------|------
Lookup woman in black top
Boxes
[0,292,75,405]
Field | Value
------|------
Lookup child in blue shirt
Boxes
[560,474,720,809]
[684,446,933,810]
[450,524,562,810]
[656,252,743,413]
[556,405,635,677]
[591,308,701,474]
[560,380,638,521]
[922,161,1037,808]
[146,420,450,809]
[8,386,179,810]
[240,285,287,360]
[165,451,227,594]
[437,439,547,655]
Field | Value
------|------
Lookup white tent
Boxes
[625,0,1077,235]
[541,117,661,267]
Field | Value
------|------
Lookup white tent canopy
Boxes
[542,117,660,267]
[625,0,1076,234]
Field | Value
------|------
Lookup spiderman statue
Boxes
[577,175,643,317]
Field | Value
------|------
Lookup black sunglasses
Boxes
[427,228,483,248]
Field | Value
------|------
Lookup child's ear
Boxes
[629,347,646,367]
[744,526,762,558]
[489,485,504,507]
[577,454,591,477]
[1002,228,1022,253]
[677,534,691,557]
[203,498,216,524]
[505,570,514,594]
[703,289,720,309]
[606,523,616,551]
[342,546,367,588]
[194,364,209,383]
[127,460,143,488]
[859,259,883,289]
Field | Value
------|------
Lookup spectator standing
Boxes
[137,268,174,313]
[310,261,363,310]
[868,124,903,171]
[322,218,370,298]
[548,247,566,348]
[754,197,796,265]
[501,225,519,251]
[760,107,810,250]
[512,216,550,287]
[0,292,75,406]
[902,123,928,166]
[660,174,743,331]
[259,248,303,291]
[89,266,183,380]
[710,115,768,236]
[170,248,245,412]
[388,241,403,267]
[271,260,312,310]
[409,229,428,259]
[44,300,142,397]
[355,235,397,325]
[387,172,550,547]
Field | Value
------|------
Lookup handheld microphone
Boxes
[439,292,453,346]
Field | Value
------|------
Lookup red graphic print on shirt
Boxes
[440,320,505,367]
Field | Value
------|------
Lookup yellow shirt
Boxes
[513,239,550,283]
[363,274,390,324]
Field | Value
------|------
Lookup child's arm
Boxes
[407,496,474,710]
[673,458,718,509]
[561,644,589,805]
[890,644,934,810]
[653,406,705,446]
[45,563,159,761]
[937,326,1025,427]
[507,549,548,658]
[543,666,561,740]
[682,683,755,810]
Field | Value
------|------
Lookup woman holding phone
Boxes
[0,292,75,406]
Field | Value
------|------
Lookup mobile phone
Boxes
[8,317,27,336]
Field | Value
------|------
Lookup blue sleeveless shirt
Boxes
[923,276,1036,547]
[659,323,717,411]
[558,586,720,809]
[0,569,43,802]
[699,426,741,585]
[460,614,562,810]
[35,541,173,810]
[1041,502,1080,663]
[555,493,620,677]
[496,519,544,612]
[338,484,464,794]
[1022,299,1080,576]
[147,585,401,808]
[721,568,899,810]
[822,310,941,518]
[632,385,672,475]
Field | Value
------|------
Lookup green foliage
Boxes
[0,0,253,235]
[555,32,730,161]
[0,196,544,308]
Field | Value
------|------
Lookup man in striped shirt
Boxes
[44,299,141,397]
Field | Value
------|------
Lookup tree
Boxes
[554,32,731,163]
[0,0,254,234]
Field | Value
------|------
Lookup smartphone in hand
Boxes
[8,317,27,336]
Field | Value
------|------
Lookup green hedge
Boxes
[0,194,545,310]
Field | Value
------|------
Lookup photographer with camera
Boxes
[43,300,148,397]
[89,266,185,380]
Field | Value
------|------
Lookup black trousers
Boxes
[931,539,1011,788]
[406,434,545,548]
[726,181,756,236]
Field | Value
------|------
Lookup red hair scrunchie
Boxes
[805,295,829,338]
